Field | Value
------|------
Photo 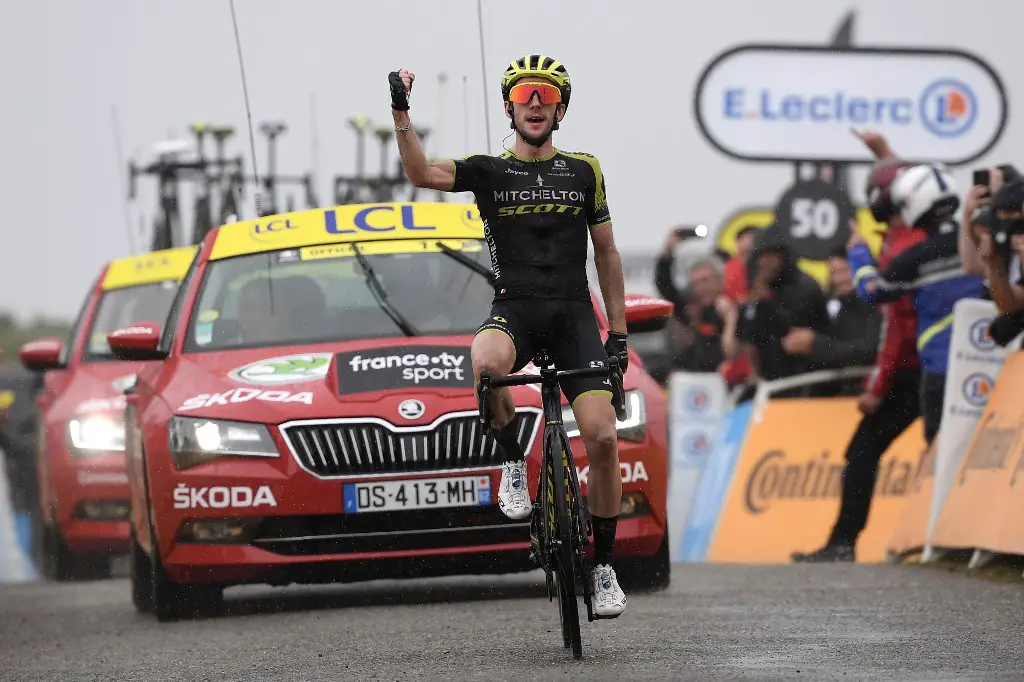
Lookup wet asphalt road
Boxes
[1,563,1022,681]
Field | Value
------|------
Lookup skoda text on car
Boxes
[18,246,198,579]
[109,202,673,620]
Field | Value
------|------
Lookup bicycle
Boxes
[477,351,626,660]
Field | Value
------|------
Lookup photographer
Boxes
[965,175,1024,314]
[654,230,730,372]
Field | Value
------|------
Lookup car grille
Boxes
[279,409,542,478]
[250,507,530,556]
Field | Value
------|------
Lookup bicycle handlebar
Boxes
[478,356,627,423]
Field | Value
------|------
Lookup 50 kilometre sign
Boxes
[694,44,1008,165]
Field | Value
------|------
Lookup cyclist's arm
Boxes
[584,154,626,334]
[393,110,456,191]
[591,222,627,334]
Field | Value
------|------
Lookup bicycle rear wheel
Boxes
[550,442,582,660]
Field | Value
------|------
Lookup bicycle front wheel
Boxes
[551,443,582,660]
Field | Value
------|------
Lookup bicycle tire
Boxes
[550,440,582,660]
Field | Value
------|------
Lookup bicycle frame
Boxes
[476,355,625,658]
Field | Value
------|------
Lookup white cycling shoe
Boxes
[498,460,532,520]
[591,564,627,618]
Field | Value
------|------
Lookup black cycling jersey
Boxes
[451,149,611,301]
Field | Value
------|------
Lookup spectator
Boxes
[966,178,1024,314]
[848,163,985,445]
[722,225,757,303]
[654,237,729,372]
[794,131,925,564]
[735,227,830,388]
[780,245,881,391]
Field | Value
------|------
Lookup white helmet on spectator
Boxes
[890,163,960,230]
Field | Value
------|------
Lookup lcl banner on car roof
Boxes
[210,203,485,261]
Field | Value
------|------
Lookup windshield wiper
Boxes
[436,242,496,285]
[350,243,419,337]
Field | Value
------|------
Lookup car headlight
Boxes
[168,417,279,470]
[68,416,126,454]
[561,390,647,443]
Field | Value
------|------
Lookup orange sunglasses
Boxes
[508,81,562,105]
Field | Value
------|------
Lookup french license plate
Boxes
[343,475,492,513]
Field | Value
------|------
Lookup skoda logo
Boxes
[398,399,425,420]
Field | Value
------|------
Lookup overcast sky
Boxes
[2,0,1023,320]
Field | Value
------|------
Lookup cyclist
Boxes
[387,55,629,617]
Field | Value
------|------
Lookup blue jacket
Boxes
[847,224,985,375]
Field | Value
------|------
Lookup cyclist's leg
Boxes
[473,301,534,520]
[555,301,626,617]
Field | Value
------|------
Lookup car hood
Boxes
[57,360,149,418]
[162,336,565,425]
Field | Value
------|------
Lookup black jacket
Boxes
[810,291,881,370]
[736,228,830,382]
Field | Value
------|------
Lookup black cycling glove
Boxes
[604,331,629,373]
[389,71,410,111]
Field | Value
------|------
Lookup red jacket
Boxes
[861,225,926,400]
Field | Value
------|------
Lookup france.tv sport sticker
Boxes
[336,346,472,395]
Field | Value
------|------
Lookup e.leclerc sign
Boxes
[694,44,1008,165]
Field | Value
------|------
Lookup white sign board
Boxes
[924,299,1022,559]
[666,371,727,559]
[694,45,1007,165]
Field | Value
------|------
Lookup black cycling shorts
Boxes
[476,298,612,407]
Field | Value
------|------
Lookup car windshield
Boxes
[182,239,496,353]
[83,281,181,362]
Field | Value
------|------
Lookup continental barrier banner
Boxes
[924,299,1016,558]
[929,352,1024,553]
[666,372,727,558]
[886,439,937,558]
[705,397,925,563]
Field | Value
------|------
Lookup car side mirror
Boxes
[107,322,168,362]
[624,294,674,334]
[18,337,65,373]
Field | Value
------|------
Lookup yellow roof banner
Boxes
[714,206,888,289]
[209,202,485,261]
[101,245,198,290]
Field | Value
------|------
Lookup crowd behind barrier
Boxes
[665,295,1024,568]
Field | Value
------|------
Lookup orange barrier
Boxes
[885,439,937,557]
[930,352,1024,553]
[706,397,925,563]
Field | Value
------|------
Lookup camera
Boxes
[988,177,1024,260]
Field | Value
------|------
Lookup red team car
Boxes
[106,202,673,620]
[17,246,198,579]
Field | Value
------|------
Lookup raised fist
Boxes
[389,69,415,111]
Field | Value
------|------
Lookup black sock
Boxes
[591,514,618,567]
[492,415,524,463]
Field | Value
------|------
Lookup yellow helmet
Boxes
[500,55,572,108]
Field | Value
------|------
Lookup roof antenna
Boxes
[228,0,274,314]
